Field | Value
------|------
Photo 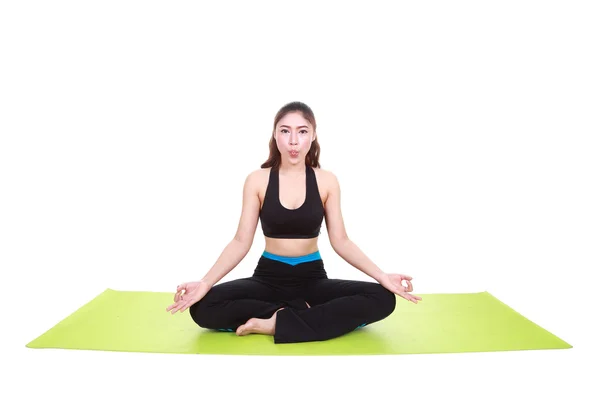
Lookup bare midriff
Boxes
[264,237,319,257]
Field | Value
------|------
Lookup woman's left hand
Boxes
[378,273,423,304]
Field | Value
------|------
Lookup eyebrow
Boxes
[280,125,309,129]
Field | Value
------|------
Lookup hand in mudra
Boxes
[379,273,422,304]
[166,280,212,314]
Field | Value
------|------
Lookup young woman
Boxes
[166,101,422,344]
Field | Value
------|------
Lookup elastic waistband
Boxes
[261,250,321,266]
[254,252,327,282]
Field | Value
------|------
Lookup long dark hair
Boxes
[260,101,321,169]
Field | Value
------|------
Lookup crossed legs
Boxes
[188,276,396,344]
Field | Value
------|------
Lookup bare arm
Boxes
[324,170,385,282]
[200,239,251,287]
[200,170,260,287]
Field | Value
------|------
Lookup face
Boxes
[274,112,315,165]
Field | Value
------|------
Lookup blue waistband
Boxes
[262,250,322,266]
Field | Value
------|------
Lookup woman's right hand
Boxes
[166,280,212,314]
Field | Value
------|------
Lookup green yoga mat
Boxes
[26,288,572,355]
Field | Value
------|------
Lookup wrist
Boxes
[199,279,213,288]
[375,270,387,283]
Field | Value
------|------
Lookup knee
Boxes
[374,285,396,318]
[188,298,209,327]
[188,297,223,329]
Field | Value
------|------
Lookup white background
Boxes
[1,0,598,399]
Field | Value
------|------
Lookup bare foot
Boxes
[236,307,284,337]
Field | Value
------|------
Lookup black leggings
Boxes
[188,251,396,344]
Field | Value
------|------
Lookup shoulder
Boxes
[313,167,338,182]
[312,167,340,190]
[245,168,269,184]
[243,168,271,191]
[248,167,270,178]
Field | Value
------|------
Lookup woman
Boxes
[166,101,422,344]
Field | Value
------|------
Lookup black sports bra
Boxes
[259,164,324,239]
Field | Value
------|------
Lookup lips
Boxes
[289,150,299,157]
